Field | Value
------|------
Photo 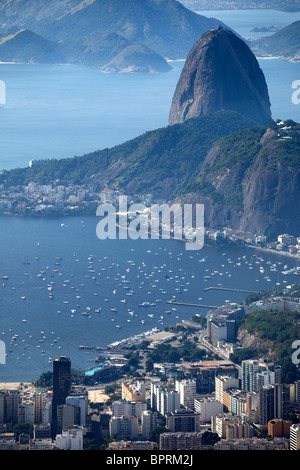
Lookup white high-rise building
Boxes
[194,398,223,423]
[112,400,147,420]
[151,384,180,416]
[290,424,300,450]
[175,380,198,409]
[109,415,139,440]
[241,360,259,392]
[215,376,239,404]
[55,427,84,450]
[257,370,275,389]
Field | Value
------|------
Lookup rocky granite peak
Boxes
[169,27,272,126]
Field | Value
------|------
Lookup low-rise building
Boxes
[159,432,202,450]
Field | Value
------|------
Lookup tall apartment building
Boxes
[245,392,260,423]
[194,398,223,423]
[112,400,147,420]
[66,395,88,426]
[290,424,300,450]
[175,380,198,409]
[18,402,34,425]
[141,410,159,440]
[215,376,239,404]
[257,370,275,389]
[0,391,4,424]
[151,384,180,416]
[241,360,259,392]
[267,364,281,384]
[34,393,51,425]
[51,356,71,437]
[207,317,237,345]
[55,426,84,451]
[122,381,145,402]
[294,380,300,404]
[159,432,202,450]
[259,384,283,425]
[166,409,201,433]
[109,415,139,440]
[57,404,81,433]
[0,389,20,426]
[225,389,247,417]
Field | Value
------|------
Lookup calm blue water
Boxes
[1,59,299,172]
[0,9,299,171]
[0,215,300,382]
[0,9,300,382]
[0,61,183,171]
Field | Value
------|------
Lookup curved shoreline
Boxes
[247,244,300,260]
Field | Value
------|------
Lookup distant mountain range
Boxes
[178,0,300,12]
[249,20,300,60]
[0,28,172,72]
[0,29,64,64]
[1,0,297,67]
[0,0,229,70]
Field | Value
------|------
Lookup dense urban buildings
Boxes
[0,286,300,452]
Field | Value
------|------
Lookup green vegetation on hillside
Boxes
[235,308,300,383]
[185,126,266,210]
[2,113,300,238]
[101,44,172,73]
[0,111,258,193]
[250,20,300,58]
[146,339,211,364]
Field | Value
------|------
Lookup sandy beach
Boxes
[0,382,33,389]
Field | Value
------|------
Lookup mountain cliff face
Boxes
[1,110,299,239]
[169,27,272,126]
[179,120,300,238]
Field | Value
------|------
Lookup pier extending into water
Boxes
[167,300,218,309]
[203,286,258,294]
[167,285,259,310]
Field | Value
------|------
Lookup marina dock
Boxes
[167,300,218,309]
[203,287,258,294]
